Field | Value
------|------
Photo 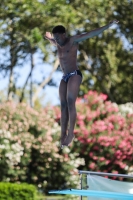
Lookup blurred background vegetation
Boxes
[0,0,133,199]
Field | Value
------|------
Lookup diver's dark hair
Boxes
[52,25,66,34]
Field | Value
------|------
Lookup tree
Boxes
[0,0,78,105]
[69,0,133,104]
[0,0,133,105]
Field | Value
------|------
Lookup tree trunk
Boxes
[30,51,34,107]
[7,25,16,101]
[32,58,59,105]
[7,66,14,101]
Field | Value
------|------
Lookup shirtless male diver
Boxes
[45,20,119,148]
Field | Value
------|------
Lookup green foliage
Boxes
[0,0,133,103]
[74,0,133,103]
[0,182,37,200]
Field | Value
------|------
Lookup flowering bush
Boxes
[0,102,84,193]
[1,90,133,192]
[68,91,133,177]
[47,91,133,178]
[0,129,24,180]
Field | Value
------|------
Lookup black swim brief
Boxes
[62,70,83,83]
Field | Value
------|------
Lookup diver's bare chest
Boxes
[58,43,72,53]
[57,44,77,59]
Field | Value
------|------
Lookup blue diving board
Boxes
[49,189,133,199]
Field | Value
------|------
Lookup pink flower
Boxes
[89,162,96,170]
[93,156,98,160]
[89,152,93,157]
[105,160,110,165]
[93,146,99,151]
[99,157,105,161]
[100,93,108,101]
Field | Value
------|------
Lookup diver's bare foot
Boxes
[63,131,75,146]
[60,133,67,147]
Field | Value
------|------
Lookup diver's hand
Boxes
[109,20,119,27]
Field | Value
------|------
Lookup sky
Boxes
[0,49,62,106]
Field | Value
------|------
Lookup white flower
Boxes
[0,144,6,149]
[0,129,11,138]
[119,102,133,116]
[0,129,24,166]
